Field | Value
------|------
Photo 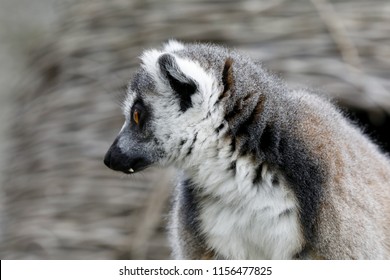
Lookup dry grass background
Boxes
[0,0,389,259]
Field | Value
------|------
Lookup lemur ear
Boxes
[220,58,234,100]
[158,53,197,112]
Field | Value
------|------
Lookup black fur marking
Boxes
[224,102,242,123]
[220,58,234,100]
[259,124,275,153]
[187,146,193,157]
[153,137,161,145]
[180,178,201,236]
[229,161,237,176]
[235,94,266,139]
[240,142,251,156]
[186,147,193,157]
[234,119,250,138]
[293,245,312,260]
[225,94,267,158]
[266,131,325,244]
[252,163,264,185]
[272,175,279,186]
[186,132,198,157]
[230,138,236,153]
[215,123,225,134]
[158,54,197,112]
[278,208,293,219]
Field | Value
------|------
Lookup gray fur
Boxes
[104,41,390,259]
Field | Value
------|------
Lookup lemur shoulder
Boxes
[104,40,390,259]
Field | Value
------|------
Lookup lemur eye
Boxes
[131,100,146,128]
[133,110,140,125]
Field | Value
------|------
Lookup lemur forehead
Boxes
[129,69,155,94]
[122,69,153,115]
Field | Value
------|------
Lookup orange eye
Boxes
[133,110,139,125]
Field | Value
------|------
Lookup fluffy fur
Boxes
[104,40,390,259]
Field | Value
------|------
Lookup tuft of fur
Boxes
[104,40,390,259]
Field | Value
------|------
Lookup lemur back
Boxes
[104,41,390,259]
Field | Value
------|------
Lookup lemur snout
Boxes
[104,138,151,174]
[104,143,131,173]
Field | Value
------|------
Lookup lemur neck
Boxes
[178,92,279,193]
[179,124,268,199]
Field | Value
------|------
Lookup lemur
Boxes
[104,40,390,259]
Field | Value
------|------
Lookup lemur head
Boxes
[104,40,267,174]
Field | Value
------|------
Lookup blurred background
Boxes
[0,0,389,259]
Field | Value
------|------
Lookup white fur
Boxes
[163,39,185,52]
[140,49,164,88]
[188,139,302,259]
[122,90,136,119]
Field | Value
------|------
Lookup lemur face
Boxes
[104,41,224,173]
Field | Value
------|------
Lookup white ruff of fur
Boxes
[171,75,304,259]
[184,130,303,259]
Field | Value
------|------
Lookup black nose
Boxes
[103,149,112,168]
[103,141,130,172]
[104,140,152,174]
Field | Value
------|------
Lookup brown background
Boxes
[0,0,389,259]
